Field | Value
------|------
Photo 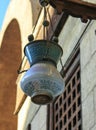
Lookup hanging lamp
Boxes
[20,0,64,105]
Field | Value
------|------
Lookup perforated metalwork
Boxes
[48,48,82,130]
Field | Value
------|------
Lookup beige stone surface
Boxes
[0,0,41,130]
[59,16,96,130]
[80,21,96,70]
[0,0,31,49]
[0,19,22,130]
[18,97,40,130]
[80,21,96,101]
[40,123,47,130]
[93,86,96,124]
[81,52,96,101]
[91,124,96,130]
[31,106,47,130]
[59,16,89,68]
[82,90,95,130]
[80,20,96,130]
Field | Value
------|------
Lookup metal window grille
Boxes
[47,47,82,130]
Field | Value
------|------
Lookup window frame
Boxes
[47,45,82,130]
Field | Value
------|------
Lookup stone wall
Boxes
[80,21,96,130]
[0,0,41,130]
[26,17,96,130]
[0,0,96,130]
[59,17,96,130]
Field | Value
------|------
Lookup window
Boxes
[47,47,82,130]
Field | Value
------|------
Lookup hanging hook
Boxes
[39,0,49,7]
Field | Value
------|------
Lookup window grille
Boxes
[47,47,82,130]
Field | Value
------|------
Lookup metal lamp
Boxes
[20,0,64,105]
[20,39,64,105]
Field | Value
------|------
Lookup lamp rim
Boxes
[24,39,63,56]
[31,90,53,105]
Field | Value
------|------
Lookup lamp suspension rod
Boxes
[43,6,47,39]
[47,8,54,33]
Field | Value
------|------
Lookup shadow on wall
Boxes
[0,19,21,130]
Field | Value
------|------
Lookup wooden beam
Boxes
[49,0,96,22]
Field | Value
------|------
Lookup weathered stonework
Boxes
[80,20,96,129]
[0,0,96,130]
[31,106,47,130]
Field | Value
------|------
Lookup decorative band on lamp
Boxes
[20,40,64,105]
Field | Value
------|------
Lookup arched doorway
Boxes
[0,19,21,130]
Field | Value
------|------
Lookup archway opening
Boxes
[0,19,21,130]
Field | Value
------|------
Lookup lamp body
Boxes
[21,62,64,104]
[20,40,64,105]
[24,40,63,66]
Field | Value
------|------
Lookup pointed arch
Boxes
[0,19,21,130]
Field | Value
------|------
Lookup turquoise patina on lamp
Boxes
[20,39,64,105]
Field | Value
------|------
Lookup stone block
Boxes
[18,97,40,130]
[81,52,96,101]
[38,106,47,128]
[91,124,96,130]
[93,86,96,124]
[59,16,88,65]
[31,106,47,130]
[31,113,40,130]
[40,123,46,130]
[80,21,96,70]
[82,90,95,130]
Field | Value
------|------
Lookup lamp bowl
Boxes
[24,40,63,66]
[20,62,64,105]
